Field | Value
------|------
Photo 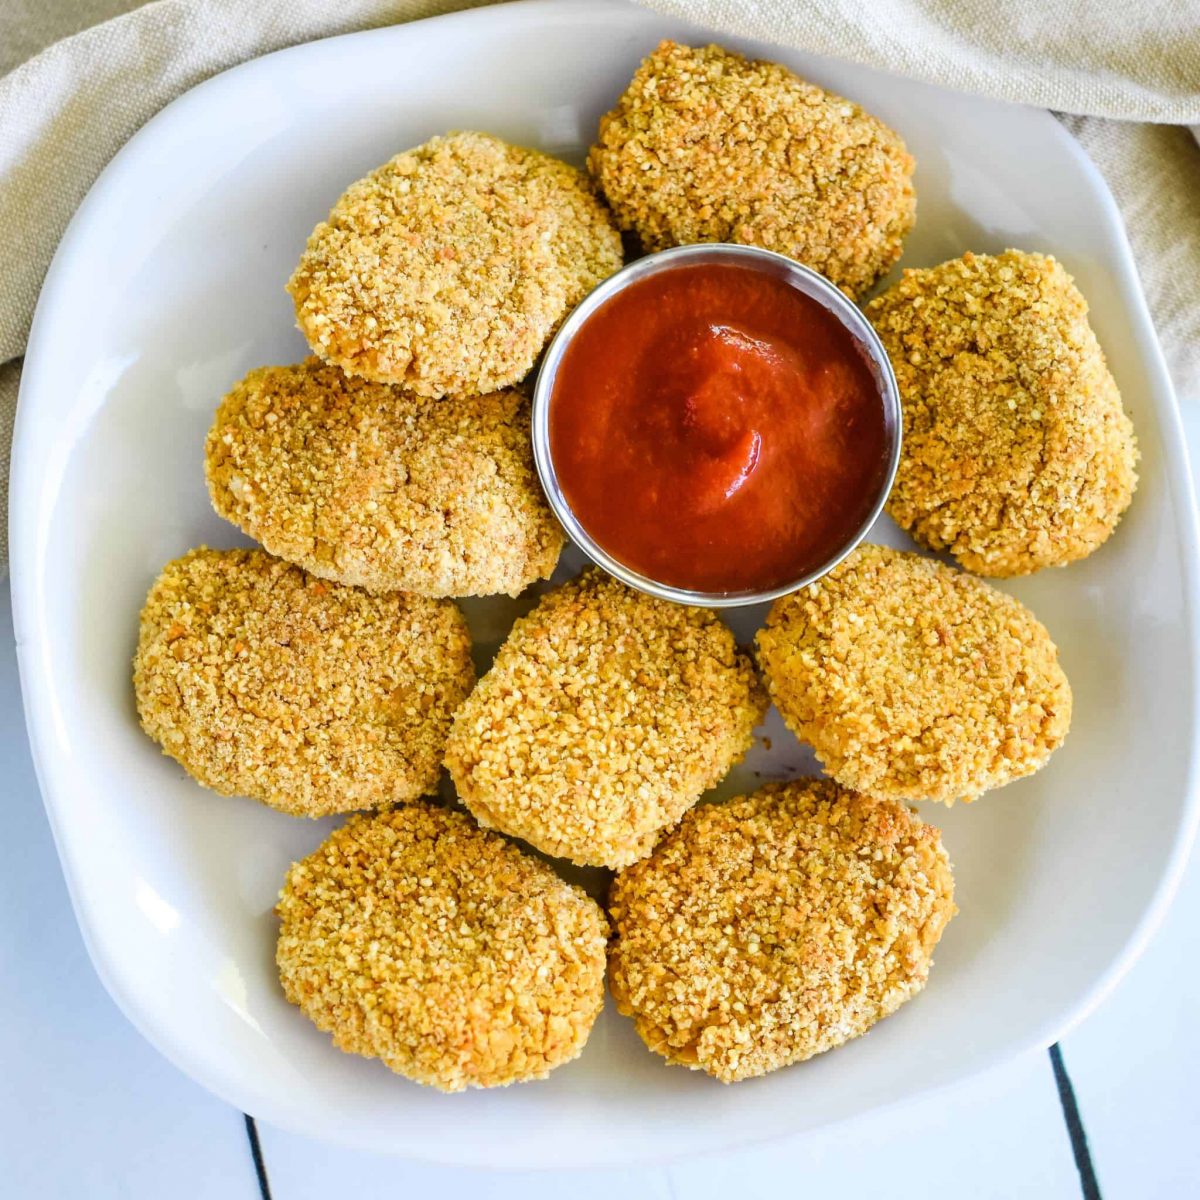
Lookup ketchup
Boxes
[547,262,890,594]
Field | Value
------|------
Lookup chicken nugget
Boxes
[589,41,914,298]
[866,250,1137,575]
[444,568,766,869]
[277,802,609,1091]
[134,548,473,816]
[205,359,563,597]
[756,544,1072,803]
[608,779,955,1082]
[288,132,622,397]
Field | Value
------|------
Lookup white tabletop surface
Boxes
[3,408,1197,1199]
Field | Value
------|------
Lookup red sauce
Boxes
[547,262,891,593]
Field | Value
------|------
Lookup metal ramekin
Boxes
[531,243,902,608]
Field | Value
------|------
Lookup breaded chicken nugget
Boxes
[444,568,766,869]
[288,132,623,397]
[608,779,955,1082]
[205,359,563,597]
[589,41,915,298]
[134,548,474,816]
[867,250,1137,575]
[277,802,609,1091]
[756,545,1071,804]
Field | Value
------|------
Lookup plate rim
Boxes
[10,0,1200,1165]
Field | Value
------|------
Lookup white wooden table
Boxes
[3,409,1197,1199]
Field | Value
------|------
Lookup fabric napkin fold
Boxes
[1,0,1198,572]
[641,0,1200,123]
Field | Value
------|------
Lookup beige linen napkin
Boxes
[2,0,1198,573]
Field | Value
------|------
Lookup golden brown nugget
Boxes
[276,803,609,1091]
[867,250,1137,575]
[444,569,766,869]
[288,131,623,397]
[134,548,474,816]
[205,359,563,597]
[588,41,915,298]
[756,544,1072,804]
[608,780,955,1082]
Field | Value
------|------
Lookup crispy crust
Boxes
[608,780,955,1082]
[866,250,1138,575]
[133,548,474,816]
[588,41,915,298]
[276,803,609,1091]
[756,544,1072,803]
[205,359,564,597]
[288,132,623,397]
[444,568,767,869]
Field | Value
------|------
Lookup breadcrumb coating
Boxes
[205,359,563,597]
[288,132,623,397]
[133,548,474,816]
[444,569,766,869]
[608,780,955,1082]
[276,803,609,1091]
[588,41,915,299]
[866,250,1138,575]
[756,545,1072,804]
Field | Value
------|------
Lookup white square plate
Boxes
[11,0,1200,1169]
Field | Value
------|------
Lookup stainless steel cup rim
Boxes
[530,242,902,609]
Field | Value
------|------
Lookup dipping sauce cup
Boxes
[532,243,902,607]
